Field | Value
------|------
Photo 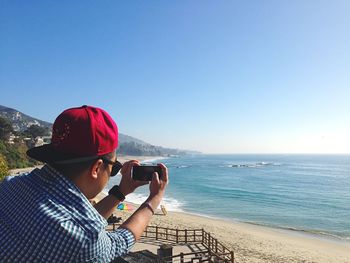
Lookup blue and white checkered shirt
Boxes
[0,165,135,262]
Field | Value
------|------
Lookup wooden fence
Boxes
[143,226,204,244]
[109,224,235,263]
[164,250,234,263]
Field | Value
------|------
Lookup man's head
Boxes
[27,105,120,198]
[27,105,118,163]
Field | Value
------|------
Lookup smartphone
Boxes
[132,165,162,181]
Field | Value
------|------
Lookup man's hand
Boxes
[118,160,148,196]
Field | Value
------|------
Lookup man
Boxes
[0,105,168,262]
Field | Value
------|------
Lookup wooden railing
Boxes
[162,249,234,263]
[143,226,204,244]
[108,224,235,263]
[162,250,210,263]
[202,231,234,262]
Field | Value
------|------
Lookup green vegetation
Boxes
[0,116,13,141]
[0,154,8,181]
[0,116,40,170]
[23,125,50,138]
[0,140,37,169]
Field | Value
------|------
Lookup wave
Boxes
[101,189,184,212]
[140,156,169,164]
[223,162,281,168]
[175,165,189,169]
[165,164,190,169]
[125,193,184,212]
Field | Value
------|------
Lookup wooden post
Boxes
[157,244,173,260]
[176,229,179,243]
[215,238,218,253]
[208,234,211,251]
[156,226,158,240]
[202,229,204,243]
[185,229,187,243]
[231,251,234,263]
[180,253,184,263]
[166,228,168,240]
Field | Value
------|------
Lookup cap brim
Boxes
[27,144,84,163]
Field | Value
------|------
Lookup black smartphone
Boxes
[132,165,162,181]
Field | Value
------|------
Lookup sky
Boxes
[1,1,349,154]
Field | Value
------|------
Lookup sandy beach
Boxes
[109,203,350,263]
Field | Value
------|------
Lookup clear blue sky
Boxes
[1,1,349,153]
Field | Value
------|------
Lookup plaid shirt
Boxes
[0,165,135,262]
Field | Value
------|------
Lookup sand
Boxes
[109,206,350,263]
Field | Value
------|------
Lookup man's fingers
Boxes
[121,160,139,176]
[152,172,160,184]
[157,163,168,183]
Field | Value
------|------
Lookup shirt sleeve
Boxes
[78,228,135,262]
[106,228,135,254]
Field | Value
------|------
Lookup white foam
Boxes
[225,162,279,168]
[141,156,168,164]
[161,196,184,212]
[125,193,184,212]
[125,193,148,205]
[175,165,189,169]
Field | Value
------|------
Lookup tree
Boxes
[0,116,13,141]
[24,125,49,138]
[0,154,9,181]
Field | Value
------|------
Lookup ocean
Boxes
[107,154,350,241]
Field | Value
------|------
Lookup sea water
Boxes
[107,154,350,240]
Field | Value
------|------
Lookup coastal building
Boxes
[7,134,18,144]
[34,136,44,147]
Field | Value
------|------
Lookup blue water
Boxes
[108,154,350,240]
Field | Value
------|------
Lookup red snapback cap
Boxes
[27,105,118,163]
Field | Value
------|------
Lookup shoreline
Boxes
[108,202,350,263]
[168,209,350,244]
[173,210,350,245]
[94,192,350,262]
[156,211,350,263]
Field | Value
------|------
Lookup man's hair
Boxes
[50,152,115,178]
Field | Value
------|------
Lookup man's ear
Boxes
[90,159,104,179]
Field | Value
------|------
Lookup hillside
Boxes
[0,105,52,132]
[0,105,198,157]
